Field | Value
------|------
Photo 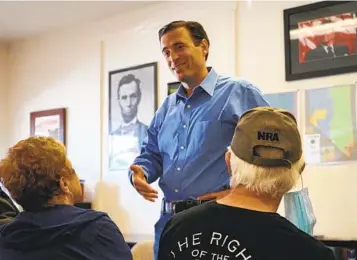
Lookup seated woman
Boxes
[0,136,132,260]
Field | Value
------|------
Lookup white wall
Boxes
[7,28,103,196]
[5,0,357,240]
[6,1,237,238]
[0,44,9,156]
[238,1,357,239]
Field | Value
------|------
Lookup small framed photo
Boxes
[30,108,67,145]
[167,81,181,96]
[284,1,357,81]
[108,62,158,170]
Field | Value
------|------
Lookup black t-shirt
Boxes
[158,201,335,260]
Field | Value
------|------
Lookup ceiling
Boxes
[0,1,154,42]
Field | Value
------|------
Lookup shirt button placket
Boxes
[175,102,191,194]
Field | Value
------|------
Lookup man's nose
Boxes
[169,51,179,63]
[128,98,137,107]
[121,99,131,107]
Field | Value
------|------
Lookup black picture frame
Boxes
[108,62,158,170]
[108,62,158,134]
[284,1,357,81]
[167,81,181,96]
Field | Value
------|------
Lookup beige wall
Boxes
[2,1,357,239]
[0,43,9,156]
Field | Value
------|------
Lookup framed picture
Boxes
[284,1,357,81]
[30,108,67,145]
[108,62,158,170]
[167,81,181,96]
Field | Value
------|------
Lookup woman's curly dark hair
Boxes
[0,136,71,211]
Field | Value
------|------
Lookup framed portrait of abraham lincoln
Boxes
[108,62,158,170]
[284,1,357,81]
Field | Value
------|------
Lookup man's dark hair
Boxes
[158,20,210,60]
[117,74,142,99]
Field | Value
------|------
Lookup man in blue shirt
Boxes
[129,20,270,258]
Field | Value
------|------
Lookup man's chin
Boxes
[122,114,135,122]
[174,71,186,82]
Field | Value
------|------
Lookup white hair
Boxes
[228,147,305,198]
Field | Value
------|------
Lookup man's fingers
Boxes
[133,177,146,188]
[138,187,158,202]
[139,190,157,202]
[136,185,157,195]
[138,186,159,195]
[143,196,155,202]
[134,178,158,194]
[140,191,158,199]
[130,164,158,202]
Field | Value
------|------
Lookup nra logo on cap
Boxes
[257,131,280,142]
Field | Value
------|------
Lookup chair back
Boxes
[131,240,154,260]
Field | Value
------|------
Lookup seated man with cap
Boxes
[158,107,335,260]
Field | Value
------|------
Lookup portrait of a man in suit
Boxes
[108,62,157,170]
[305,19,349,62]
[109,74,149,170]
[111,74,148,145]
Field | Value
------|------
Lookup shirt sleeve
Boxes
[128,98,170,184]
[244,83,270,109]
[92,216,133,260]
[227,81,270,123]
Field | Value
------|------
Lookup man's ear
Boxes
[225,151,232,175]
[201,39,209,56]
[299,162,306,174]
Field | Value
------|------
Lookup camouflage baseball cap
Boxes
[230,107,302,168]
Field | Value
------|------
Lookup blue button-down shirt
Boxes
[131,68,269,202]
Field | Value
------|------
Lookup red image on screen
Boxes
[297,13,357,63]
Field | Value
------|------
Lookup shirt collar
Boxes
[200,67,218,96]
[176,67,218,98]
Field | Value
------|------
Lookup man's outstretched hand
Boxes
[131,164,158,202]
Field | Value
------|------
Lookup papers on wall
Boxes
[304,84,357,164]
[303,134,321,164]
